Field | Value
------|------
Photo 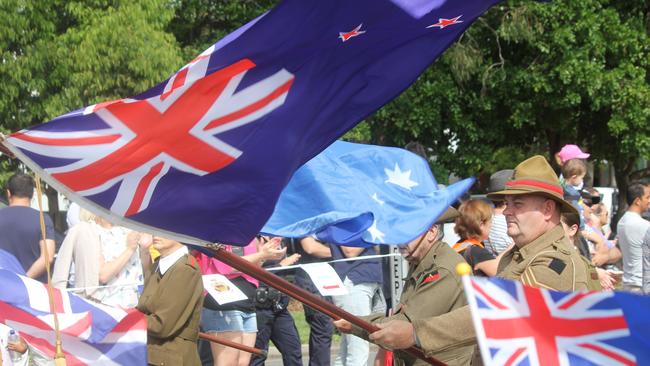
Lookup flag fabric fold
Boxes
[0,269,147,365]
[464,276,650,366]
[4,0,501,246]
[262,141,474,246]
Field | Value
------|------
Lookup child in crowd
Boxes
[561,158,588,231]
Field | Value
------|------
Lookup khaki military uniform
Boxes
[137,254,204,366]
[412,225,601,358]
[351,241,473,365]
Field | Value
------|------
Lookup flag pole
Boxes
[199,332,267,358]
[205,244,446,366]
[34,176,67,366]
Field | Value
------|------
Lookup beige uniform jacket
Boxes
[137,254,204,366]
[412,225,601,358]
[352,241,473,365]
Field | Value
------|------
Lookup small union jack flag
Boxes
[464,276,650,366]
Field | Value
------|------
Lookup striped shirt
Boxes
[486,214,513,255]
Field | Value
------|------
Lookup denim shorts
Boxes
[201,308,257,333]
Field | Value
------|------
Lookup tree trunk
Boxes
[611,157,635,233]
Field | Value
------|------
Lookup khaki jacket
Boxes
[352,241,473,365]
[412,225,601,359]
[137,254,204,366]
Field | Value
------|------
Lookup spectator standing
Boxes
[0,173,55,282]
[617,182,650,293]
[643,228,650,294]
[329,243,385,366]
[196,237,284,366]
[250,237,302,366]
[452,199,499,276]
[485,170,514,255]
[295,237,334,366]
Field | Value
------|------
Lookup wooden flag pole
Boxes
[205,244,446,366]
[34,176,67,366]
[199,332,267,358]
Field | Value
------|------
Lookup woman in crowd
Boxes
[52,209,149,307]
[195,236,285,366]
[452,199,499,276]
[137,236,203,366]
[560,212,615,290]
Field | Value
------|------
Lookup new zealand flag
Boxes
[4,0,501,246]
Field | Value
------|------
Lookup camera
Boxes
[255,286,285,312]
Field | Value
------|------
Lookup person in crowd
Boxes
[561,158,588,229]
[250,237,303,366]
[329,240,385,366]
[136,236,203,366]
[359,155,601,355]
[335,208,474,365]
[93,217,147,307]
[485,170,514,255]
[452,199,499,276]
[617,182,650,293]
[0,322,51,366]
[642,228,650,294]
[195,237,284,366]
[582,202,622,268]
[295,237,335,366]
[0,173,55,283]
[554,144,590,184]
[52,209,151,305]
[560,212,616,290]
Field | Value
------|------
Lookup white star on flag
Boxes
[371,193,385,205]
[367,219,385,243]
[384,163,418,190]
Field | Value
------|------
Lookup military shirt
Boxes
[412,225,601,358]
[351,241,473,366]
[137,253,204,366]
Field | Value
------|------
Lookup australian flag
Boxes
[262,141,474,246]
[464,276,650,366]
[4,0,501,246]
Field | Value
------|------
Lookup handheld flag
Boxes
[262,141,474,246]
[464,276,650,365]
[3,0,501,246]
[0,269,147,365]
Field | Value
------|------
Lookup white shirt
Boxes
[159,246,189,275]
[617,211,650,287]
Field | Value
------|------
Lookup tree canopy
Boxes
[0,0,648,219]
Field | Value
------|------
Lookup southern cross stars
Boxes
[385,163,418,190]
[427,15,463,29]
[339,24,366,42]
[366,219,385,243]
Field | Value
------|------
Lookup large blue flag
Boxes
[4,0,501,246]
[263,141,474,246]
[465,276,650,365]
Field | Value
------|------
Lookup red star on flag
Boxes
[426,15,463,29]
[339,24,366,42]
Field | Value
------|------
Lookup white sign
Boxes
[301,263,348,297]
[202,274,248,305]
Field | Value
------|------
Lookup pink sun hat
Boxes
[558,144,590,163]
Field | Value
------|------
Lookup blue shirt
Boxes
[0,206,55,282]
[329,244,382,285]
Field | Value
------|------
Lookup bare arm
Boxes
[299,237,332,258]
[243,237,286,265]
[340,245,365,258]
[98,231,139,284]
[26,239,55,279]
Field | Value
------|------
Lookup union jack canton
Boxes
[464,276,650,366]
